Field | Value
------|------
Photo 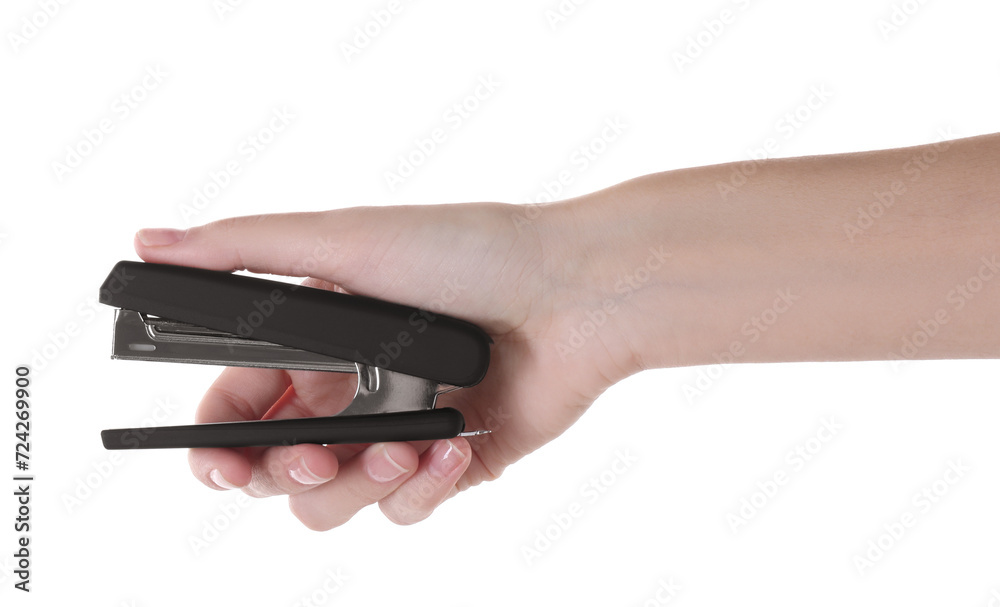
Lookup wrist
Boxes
[542,175,724,377]
[535,182,689,384]
[546,134,1000,378]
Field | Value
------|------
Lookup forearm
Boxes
[549,133,1000,375]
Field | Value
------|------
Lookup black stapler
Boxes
[98,261,491,450]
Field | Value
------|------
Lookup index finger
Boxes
[134,212,359,279]
[196,366,291,423]
[188,367,290,491]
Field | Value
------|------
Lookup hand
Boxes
[133,133,1000,529]
[134,202,639,529]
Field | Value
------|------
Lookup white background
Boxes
[2,0,1000,605]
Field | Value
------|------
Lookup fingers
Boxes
[189,446,251,491]
[289,442,419,531]
[261,369,358,420]
[379,438,472,525]
[188,363,359,495]
[289,438,473,530]
[196,367,290,423]
[190,442,341,497]
[188,367,291,491]
[133,211,362,278]
[244,443,340,497]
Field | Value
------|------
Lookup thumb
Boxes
[134,211,362,283]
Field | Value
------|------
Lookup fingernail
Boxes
[367,444,409,483]
[429,439,467,479]
[136,228,186,247]
[289,457,330,485]
[209,469,240,490]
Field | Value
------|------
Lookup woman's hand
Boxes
[133,133,1000,529]
[134,201,640,529]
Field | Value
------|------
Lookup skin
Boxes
[135,132,1000,530]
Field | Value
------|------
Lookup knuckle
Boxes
[342,480,382,507]
[245,462,284,497]
[289,496,334,532]
[241,485,268,499]
[267,457,297,490]
[209,214,267,233]
[380,496,428,526]
[199,385,257,423]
